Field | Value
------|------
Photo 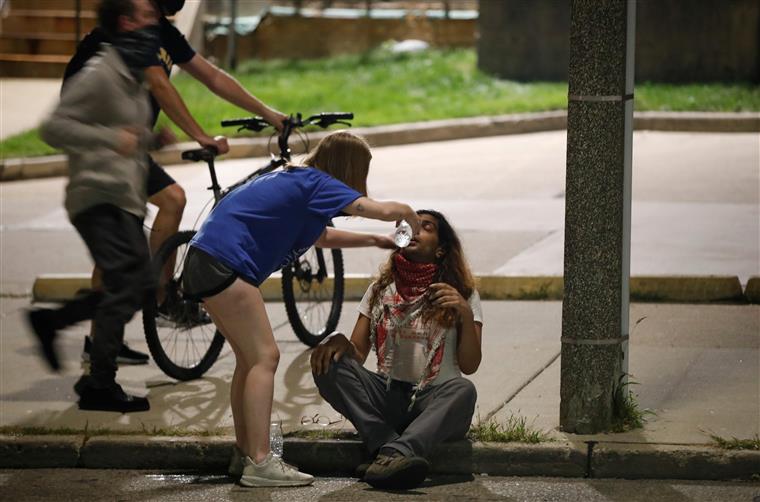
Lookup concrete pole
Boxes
[559,0,636,434]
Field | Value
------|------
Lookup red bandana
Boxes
[392,253,438,301]
[369,253,446,399]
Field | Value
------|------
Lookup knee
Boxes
[156,184,186,214]
[257,345,280,373]
[313,356,352,392]
[447,378,477,410]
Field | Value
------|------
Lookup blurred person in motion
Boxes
[63,0,287,365]
[28,0,173,413]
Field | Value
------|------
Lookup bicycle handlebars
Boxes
[181,145,218,163]
[220,112,354,132]
[182,112,353,166]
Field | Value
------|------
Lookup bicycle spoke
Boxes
[148,234,223,375]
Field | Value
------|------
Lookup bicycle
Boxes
[142,112,354,381]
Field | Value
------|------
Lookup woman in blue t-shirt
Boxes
[183,131,421,487]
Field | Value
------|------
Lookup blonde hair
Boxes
[298,130,371,196]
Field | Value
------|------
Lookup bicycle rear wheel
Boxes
[281,245,344,347]
[143,230,225,381]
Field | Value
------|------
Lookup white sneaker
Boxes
[239,452,314,487]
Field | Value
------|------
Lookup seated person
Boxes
[310,210,483,489]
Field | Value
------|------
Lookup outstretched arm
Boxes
[313,227,394,249]
[180,54,287,130]
[144,66,229,153]
[342,197,422,234]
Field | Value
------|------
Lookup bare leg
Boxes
[206,308,248,452]
[147,184,186,305]
[203,279,279,462]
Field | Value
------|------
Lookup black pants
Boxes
[50,204,153,387]
[314,357,477,459]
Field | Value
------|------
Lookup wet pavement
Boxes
[1,469,758,501]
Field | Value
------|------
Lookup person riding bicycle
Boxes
[310,210,483,490]
[181,130,422,488]
[62,0,287,366]
[28,0,170,413]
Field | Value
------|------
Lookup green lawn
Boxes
[3,48,759,159]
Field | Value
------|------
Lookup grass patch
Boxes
[468,413,552,443]
[3,47,759,159]
[709,434,760,450]
[1,129,59,160]
[611,376,653,433]
[284,429,360,440]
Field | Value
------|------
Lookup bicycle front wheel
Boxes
[281,246,344,347]
[143,230,225,381]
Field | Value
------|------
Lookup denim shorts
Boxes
[182,246,238,301]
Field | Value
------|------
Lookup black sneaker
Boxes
[355,462,371,479]
[73,375,89,397]
[26,309,61,371]
[364,450,429,490]
[155,301,175,328]
[81,336,149,365]
[78,382,150,413]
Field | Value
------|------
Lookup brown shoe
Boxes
[363,451,429,490]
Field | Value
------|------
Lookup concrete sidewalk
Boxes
[0,79,61,140]
[1,296,758,479]
[1,128,758,479]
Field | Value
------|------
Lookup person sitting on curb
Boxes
[310,209,483,490]
[28,0,171,412]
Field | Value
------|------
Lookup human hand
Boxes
[310,333,352,376]
[430,283,472,320]
[115,127,139,157]
[198,134,229,155]
[375,234,396,249]
[263,109,288,132]
[398,205,421,235]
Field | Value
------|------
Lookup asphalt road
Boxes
[1,470,758,501]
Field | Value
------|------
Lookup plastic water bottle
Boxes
[394,220,413,248]
[269,422,283,458]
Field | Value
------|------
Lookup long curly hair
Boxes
[368,209,475,328]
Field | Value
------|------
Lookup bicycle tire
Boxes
[282,246,344,347]
[143,230,225,381]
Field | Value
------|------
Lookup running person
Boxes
[63,0,286,365]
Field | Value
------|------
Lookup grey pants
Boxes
[314,357,477,459]
[51,204,153,387]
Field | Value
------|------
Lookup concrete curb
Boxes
[744,276,760,304]
[29,273,749,304]
[2,111,758,182]
[1,435,757,480]
[590,443,760,480]
[0,435,81,468]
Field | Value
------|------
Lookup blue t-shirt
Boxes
[190,167,361,285]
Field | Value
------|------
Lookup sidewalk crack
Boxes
[482,350,560,422]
